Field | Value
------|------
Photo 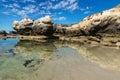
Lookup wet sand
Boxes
[35,47,120,80]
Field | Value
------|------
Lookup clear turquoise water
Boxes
[0,38,19,55]
[0,38,120,80]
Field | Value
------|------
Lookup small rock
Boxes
[0,30,7,36]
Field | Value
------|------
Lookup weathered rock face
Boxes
[66,4,120,36]
[33,16,54,36]
[0,30,7,36]
[12,16,54,36]
[13,18,33,35]
[54,24,84,36]
[53,24,69,35]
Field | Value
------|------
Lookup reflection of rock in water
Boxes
[1,39,120,80]
[12,39,120,71]
[13,40,57,60]
[53,40,120,71]
[80,46,120,71]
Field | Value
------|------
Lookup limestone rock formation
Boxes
[12,16,54,36]
[12,5,120,37]
[53,24,69,35]
[32,16,54,36]
[13,18,33,35]
[65,4,120,36]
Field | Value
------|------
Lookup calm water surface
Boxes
[0,38,120,80]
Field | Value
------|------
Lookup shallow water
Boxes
[0,38,120,80]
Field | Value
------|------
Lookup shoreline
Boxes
[1,35,120,48]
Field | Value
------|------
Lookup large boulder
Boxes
[32,16,55,36]
[12,16,54,36]
[13,18,33,35]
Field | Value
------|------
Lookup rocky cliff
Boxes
[66,4,120,36]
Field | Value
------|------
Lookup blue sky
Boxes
[0,0,120,32]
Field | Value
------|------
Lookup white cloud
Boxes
[39,1,53,11]
[79,6,94,14]
[1,0,7,2]
[53,1,69,9]
[3,3,20,8]
[11,8,18,12]
[50,0,56,2]
[10,8,26,17]
[39,0,79,12]
[39,10,52,15]
[22,0,36,3]
[13,3,20,8]
[53,16,66,21]
[1,0,94,19]
[23,4,39,14]
[80,6,94,11]
[1,0,18,2]
[46,1,53,10]
[39,2,48,7]
[2,3,39,17]
[83,11,91,14]
[17,10,27,17]
[38,10,62,16]
[66,2,78,11]
[79,7,86,11]
[68,0,76,4]
[2,12,10,15]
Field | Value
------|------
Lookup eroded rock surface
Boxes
[33,16,54,36]
[13,16,54,36]
[66,4,120,36]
